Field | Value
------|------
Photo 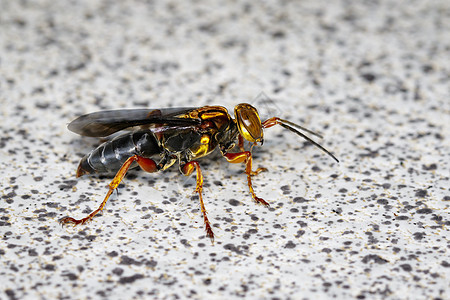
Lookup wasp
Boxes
[60,103,338,242]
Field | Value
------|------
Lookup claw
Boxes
[205,222,215,244]
[254,196,270,206]
[250,167,267,176]
[59,216,88,226]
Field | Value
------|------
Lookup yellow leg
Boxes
[60,155,157,226]
[181,161,214,243]
[223,151,269,206]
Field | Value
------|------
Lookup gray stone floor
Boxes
[1,0,449,299]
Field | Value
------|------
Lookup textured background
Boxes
[1,0,449,299]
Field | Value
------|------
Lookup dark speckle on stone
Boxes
[422,64,434,73]
[119,274,144,284]
[297,221,307,227]
[86,235,97,241]
[362,254,389,264]
[415,189,428,198]
[284,241,296,249]
[271,30,286,39]
[295,230,305,238]
[377,199,388,205]
[229,199,241,206]
[5,289,15,300]
[281,185,291,194]
[120,256,140,266]
[28,249,38,256]
[382,183,391,189]
[62,272,78,280]
[361,73,376,82]
[223,243,246,255]
[311,165,322,172]
[250,214,259,221]
[413,232,426,240]
[108,251,118,257]
[112,268,124,276]
[400,264,412,272]
[416,208,432,214]
[332,207,343,214]
[293,197,308,203]
[43,264,56,271]
[422,164,437,171]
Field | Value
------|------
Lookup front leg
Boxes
[223,151,269,206]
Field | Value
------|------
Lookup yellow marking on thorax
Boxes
[191,134,212,158]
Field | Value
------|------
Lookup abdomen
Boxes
[76,131,162,176]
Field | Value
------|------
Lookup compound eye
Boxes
[235,103,263,143]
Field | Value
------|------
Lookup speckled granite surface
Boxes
[1,0,449,299]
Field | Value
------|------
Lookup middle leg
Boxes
[181,161,214,243]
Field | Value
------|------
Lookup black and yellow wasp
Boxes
[60,103,338,242]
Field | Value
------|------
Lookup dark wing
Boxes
[68,107,200,137]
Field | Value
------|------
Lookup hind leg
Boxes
[60,155,158,226]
